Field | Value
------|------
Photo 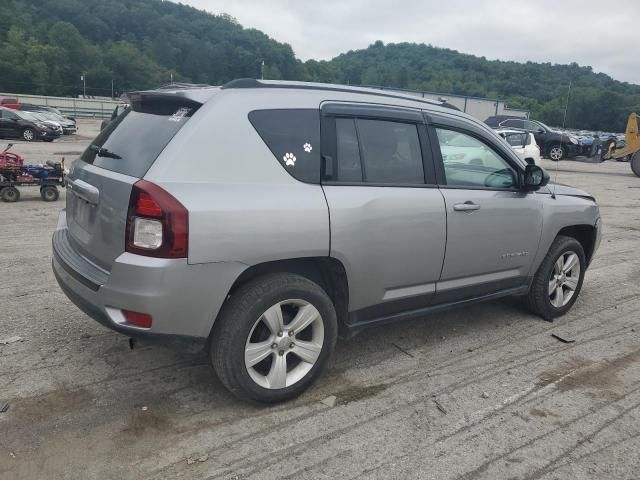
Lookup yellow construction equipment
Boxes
[605,112,640,176]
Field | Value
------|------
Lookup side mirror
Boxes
[537,128,545,134]
[523,164,549,190]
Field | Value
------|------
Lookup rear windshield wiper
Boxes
[89,144,122,159]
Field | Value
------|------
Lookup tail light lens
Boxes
[122,309,153,328]
[126,180,188,258]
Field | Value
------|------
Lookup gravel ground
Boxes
[1,127,639,479]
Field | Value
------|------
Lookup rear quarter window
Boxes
[248,109,321,183]
[80,99,199,178]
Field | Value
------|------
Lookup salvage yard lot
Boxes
[1,126,640,479]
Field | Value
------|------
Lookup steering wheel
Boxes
[484,168,514,188]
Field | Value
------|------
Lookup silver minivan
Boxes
[53,79,601,402]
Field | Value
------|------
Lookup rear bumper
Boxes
[52,209,245,346]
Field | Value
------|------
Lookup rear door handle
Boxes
[453,201,480,212]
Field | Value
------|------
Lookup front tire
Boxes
[525,235,586,321]
[548,144,565,161]
[22,128,35,142]
[210,273,338,403]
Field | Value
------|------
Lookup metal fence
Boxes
[0,92,121,118]
[363,85,529,121]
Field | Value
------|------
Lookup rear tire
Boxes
[210,273,337,403]
[524,235,586,321]
[40,186,59,202]
[1,186,20,202]
[631,152,640,177]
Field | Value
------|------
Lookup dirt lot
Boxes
[1,125,640,479]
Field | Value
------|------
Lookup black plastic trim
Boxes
[52,230,105,291]
[346,284,529,330]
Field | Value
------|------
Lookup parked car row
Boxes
[485,116,579,161]
[0,98,77,141]
[0,107,60,142]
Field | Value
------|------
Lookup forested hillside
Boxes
[1,0,639,131]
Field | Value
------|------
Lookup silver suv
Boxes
[52,80,601,403]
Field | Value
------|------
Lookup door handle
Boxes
[453,201,480,212]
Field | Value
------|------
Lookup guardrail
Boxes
[0,92,121,118]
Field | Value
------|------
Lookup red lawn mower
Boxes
[0,144,66,202]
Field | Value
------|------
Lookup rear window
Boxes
[80,99,199,178]
[248,109,320,183]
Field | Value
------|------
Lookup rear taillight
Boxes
[126,180,188,258]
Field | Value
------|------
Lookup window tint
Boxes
[503,132,527,147]
[1,109,17,119]
[501,119,524,129]
[436,128,517,189]
[249,109,320,183]
[336,118,362,182]
[80,100,199,178]
[355,119,424,184]
[524,120,542,132]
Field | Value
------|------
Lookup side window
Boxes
[4,110,17,120]
[248,109,321,183]
[335,118,363,182]
[435,128,518,189]
[501,119,524,129]
[524,121,542,132]
[504,132,526,147]
[354,119,424,184]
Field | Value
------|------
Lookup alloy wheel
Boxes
[244,299,324,389]
[549,146,563,161]
[23,129,34,141]
[548,250,580,308]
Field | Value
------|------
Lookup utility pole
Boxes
[261,60,264,80]
[111,79,114,99]
[81,73,86,98]
[170,71,174,83]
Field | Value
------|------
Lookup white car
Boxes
[496,129,541,166]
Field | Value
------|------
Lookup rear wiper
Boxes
[89,144,122,159]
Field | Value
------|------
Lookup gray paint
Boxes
[322,185,446,310]
[53,82,600,341]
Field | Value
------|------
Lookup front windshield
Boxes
[16,111,37,121]
[536,121,555,132]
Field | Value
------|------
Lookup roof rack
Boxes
[157,82,214,90]
[220,78,456,110]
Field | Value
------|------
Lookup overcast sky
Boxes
[183,0,640,85]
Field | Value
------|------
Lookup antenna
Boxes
[551,79,572,199]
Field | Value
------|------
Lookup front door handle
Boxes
[453,201,480,212]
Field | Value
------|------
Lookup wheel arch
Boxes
[221,257,350,334]
[556,224,597,265]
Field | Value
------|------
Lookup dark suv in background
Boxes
[485,116,578,161]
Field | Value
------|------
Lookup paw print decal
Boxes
[303,143,312,153]
[283,152,296,166]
